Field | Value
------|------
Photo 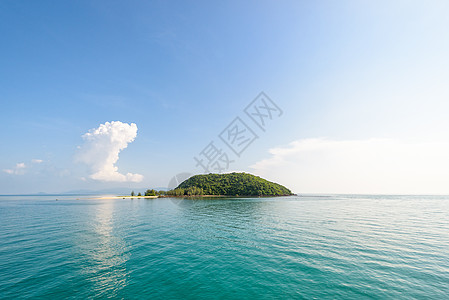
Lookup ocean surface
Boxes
[0,195,448,299]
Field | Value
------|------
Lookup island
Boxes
[165,172,293,197]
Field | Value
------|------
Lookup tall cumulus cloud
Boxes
[77,121,143,182]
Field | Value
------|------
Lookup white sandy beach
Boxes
[95,195,159,200]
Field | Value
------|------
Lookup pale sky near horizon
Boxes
[1,1,449,194]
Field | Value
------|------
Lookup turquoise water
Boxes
[1,195,448,299]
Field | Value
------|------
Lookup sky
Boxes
[1,1,449,194]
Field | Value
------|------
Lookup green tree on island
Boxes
[145,189,157,196]
[167,172,292,196]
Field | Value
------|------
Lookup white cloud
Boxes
[32,159,43,164]
[76,121,143,182]
[3,162,27,175]
[250,138,449,194]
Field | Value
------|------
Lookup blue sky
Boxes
[1,1,449,194]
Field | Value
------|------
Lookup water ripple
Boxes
[1,195,449,299]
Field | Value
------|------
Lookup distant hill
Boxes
[176,172,293,196]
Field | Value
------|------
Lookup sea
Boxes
[0,194,448,299]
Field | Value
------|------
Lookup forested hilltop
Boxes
[172,173,293,196]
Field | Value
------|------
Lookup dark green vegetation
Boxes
[166,186,204,196]
[173,172,293,196]
[144,189,166,196]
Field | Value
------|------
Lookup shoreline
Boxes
[95,194,295,200]
[95,195,159,200]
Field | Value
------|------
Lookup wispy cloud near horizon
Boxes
[251,138,449,195]
[76,121,143,183]
[3,162,27,175]
[3,159,45,175]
